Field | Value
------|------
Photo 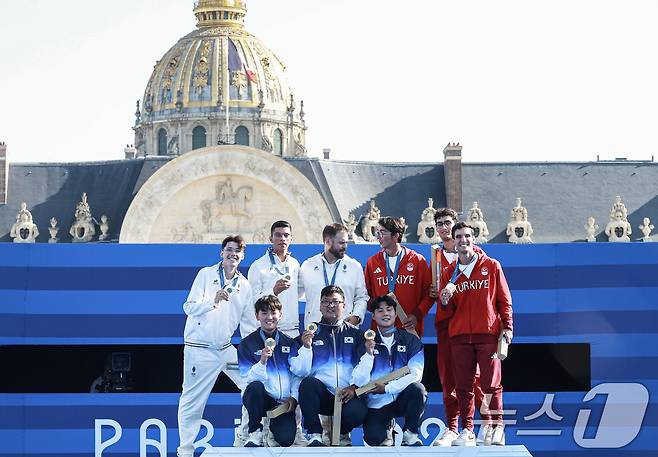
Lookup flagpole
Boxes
[223,35,230,143]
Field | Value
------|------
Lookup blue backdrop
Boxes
[1,243,656,457]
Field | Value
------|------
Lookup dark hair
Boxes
[254,295,283,314]
[320,285,345,301]
[322,223,348,241]
[378,216,405,243]
[451,221,475,239]
[368,294,398,312]
[434,207,459,223]
[270,220,292,235]
[222,235,246,251]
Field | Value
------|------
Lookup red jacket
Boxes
[440,251,513,340]
[434,245,484,328]
[364,248,433,336]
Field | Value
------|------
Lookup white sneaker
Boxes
[480,423,494,446]
[339,432,352,446]
[293,426,308,446]
[402,430,423,446]
[244,430,263,447]
[307,433,325,447]
[432,428,459,447]
[451,429,476,447]
[491,426,506,446]
[233,431,246,447]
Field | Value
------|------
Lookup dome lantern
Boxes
[193,0,247,28]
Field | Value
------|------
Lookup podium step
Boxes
[201,445,533,457]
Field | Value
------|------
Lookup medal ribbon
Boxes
[385,249,403,294]
[449,254,478,284]
[322,256,342,287]
[268,248,289,276]
[218,262,239,291]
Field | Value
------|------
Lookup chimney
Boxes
[443,142,463,213]
[323,148,331,160]
[0,142,7,205]
[124,144,137,160]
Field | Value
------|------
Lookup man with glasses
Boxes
[177,236,253,457]
[247,221,301,338]
[364,216,433,336]
[299,223,368,329]
[292,285,369,446]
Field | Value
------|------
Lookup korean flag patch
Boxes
[397,345,406,352]
[282,346,290,353]
[344,336,354,344]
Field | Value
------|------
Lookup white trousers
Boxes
[177,345,242,457]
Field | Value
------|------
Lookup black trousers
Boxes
[242,381,296,447]
[363,382,427,446]
[298,376,368,435]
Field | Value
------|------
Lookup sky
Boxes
[1,0,657,164]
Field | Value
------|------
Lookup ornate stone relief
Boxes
[120,146,333,243]
[584,217,598,242]
[48,217,59,243]
[467,201,489,244]
[605,196,632,242]
[417,198,440,244]
[160,54,181,104]
[10,202,39,243]
[201,178,254,234]
[69,193,96,243]
[506,197,533,244]
[361,200,381,242]
[639,217,654,242]
[193,41,211,94]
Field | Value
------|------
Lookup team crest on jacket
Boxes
[481,267,489,276]
[397,345,406,352]
[282,346,290,353]
[406,263,414,272]
[344,337,354,344]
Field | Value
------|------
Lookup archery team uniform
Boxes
[299,253,369,328]
[364,247,433,336]
[433,245,487,432]
[441,252,514,431]
[247,248,301,337]
[177,264,253,457]
[238,329,304,446]
[290,321,368,435]
[353,328,427,446]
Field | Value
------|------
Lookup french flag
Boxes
[228,38,258,83]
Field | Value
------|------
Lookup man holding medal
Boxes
[238,295,302,447]
[247,221,301,338]
[292,285,369,446]
[177,236,253,457]
[439,222,513,447]
[429,208,487,447]
[364,216,433,336]
[299,223,368,328]
[353,294,427,447]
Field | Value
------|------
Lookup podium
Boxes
[201,446,533,457]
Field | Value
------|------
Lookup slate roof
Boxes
[1,156,656,243]
[462,161,658,243]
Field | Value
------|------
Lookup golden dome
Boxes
[137,0,305,155]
